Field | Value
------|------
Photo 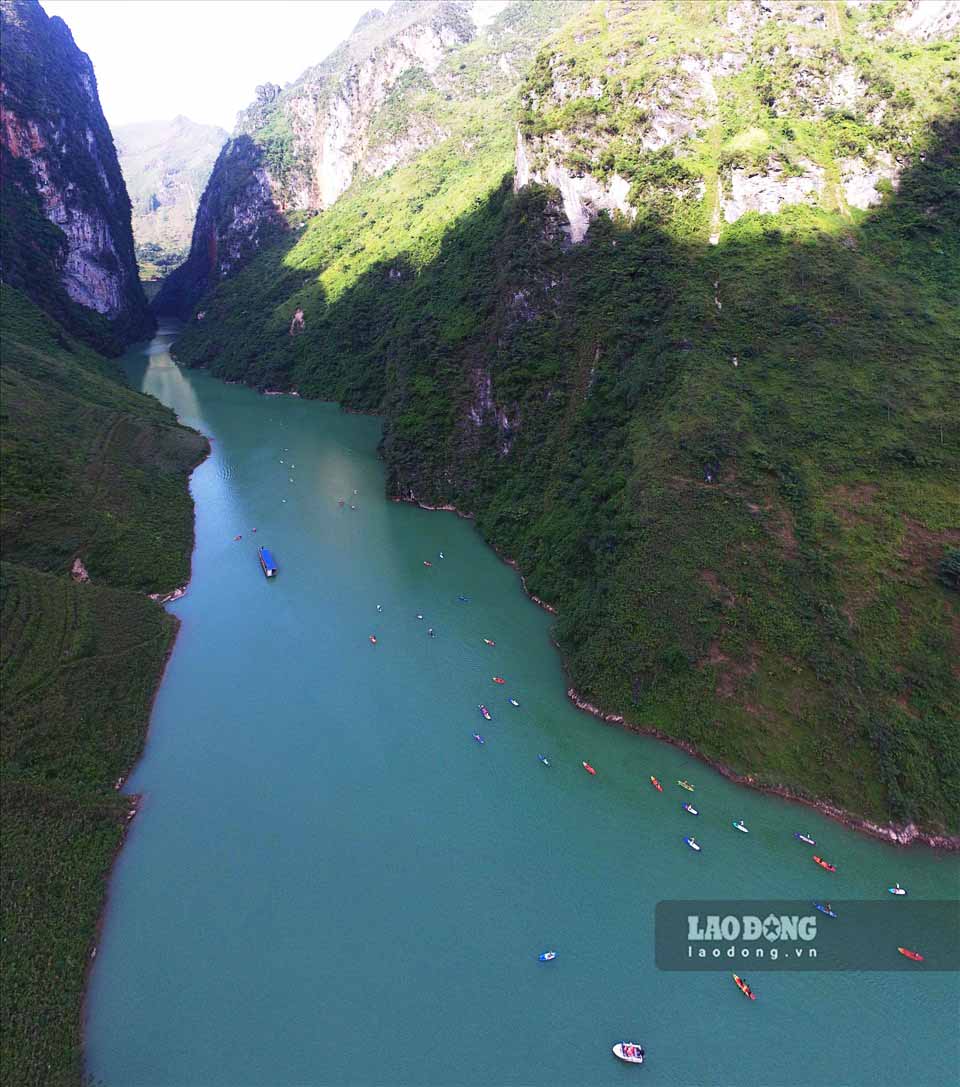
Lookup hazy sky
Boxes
[42,1,509,133]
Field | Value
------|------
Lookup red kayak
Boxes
[898,947,924,962]
[650,776,663,792]
[483,639,495,647]
[492,676,506,684]
[733,973,756,1000]
[369,635,377,645]
[813,855,837,872]
[423,561,433,567]
[582,761,597,776]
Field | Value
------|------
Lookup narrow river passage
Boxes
[87,325,959,1087]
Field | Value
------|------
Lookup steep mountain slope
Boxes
[153,0,583,317]
[0,0,152,351]
[114,116,227,283]
[172,1,958,835]
[0,6,207,1082]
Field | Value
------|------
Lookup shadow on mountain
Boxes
[152,135,288,320]
[175,114,959,829]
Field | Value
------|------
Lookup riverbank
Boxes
[393,492,959,849]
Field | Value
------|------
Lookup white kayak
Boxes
[733,820,749,833]
[613,1042,645,1064]
[888,884,907,896]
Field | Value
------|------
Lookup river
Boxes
[86,325,959,1086]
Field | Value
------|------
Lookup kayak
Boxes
[582,761,597,776]
[483,639,496,646]
[479,705,491,720]
[538,951,557,962]
[813,902,837,918]
[794,832,816,845]
[369,635,377,645]
[683,802,699,815]
[813,855,837,872]
[423,561,432,567]
[458,595,470,603]
[732,973,756,1000]
[733,820,749,833]
[508,698,520,707]
[650,776,663,792]
[677,780,695,792]
[473,733,485,745]
[538,754,551,766]
[888,884,907,896]
[612,1043,644,1064]
[684,837,701,851]
[492,676,506,684]
[898,947,924,962]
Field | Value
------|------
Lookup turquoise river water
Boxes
[86,325,959,1086]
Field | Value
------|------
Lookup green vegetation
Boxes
[174,2,959,833]
[0,286,206,1085]
[1,288,205,590]
[1,564,179,1087]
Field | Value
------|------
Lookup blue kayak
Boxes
[813,902,837,918]
[538,754,550,766]
[538,951,557,962]
[472,733,485,745]
[508,698,520,707]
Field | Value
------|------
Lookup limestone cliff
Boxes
[514,0,957,244]
[0,0,152,349]
[154,1,477,317]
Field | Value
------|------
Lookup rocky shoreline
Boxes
[395,492,958,850]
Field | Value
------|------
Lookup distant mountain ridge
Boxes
[0,0,151,350]
[114,115,227,282]
[153,0,582,316]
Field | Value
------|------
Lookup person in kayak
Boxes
[427,628,435,637]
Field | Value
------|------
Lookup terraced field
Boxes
[0,288,206,1085]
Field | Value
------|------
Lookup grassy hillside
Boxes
[0,563,179,1087]
[0,286,206,1085]
[1,288,205,590]
[172,2,959,834]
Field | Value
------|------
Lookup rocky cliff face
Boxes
[155,1,477,317]
[0,0,152,348]
[514,0,957,244]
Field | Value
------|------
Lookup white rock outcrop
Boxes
[894,0,960,41]
[513,128,634,244]
[839,152,901,210]
[723,159,824,222]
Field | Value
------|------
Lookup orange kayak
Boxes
[813,855,837,872]
[650,776,663,792]
[733,973,756,1000]
[898,947,924,962]
[582,761,597,775]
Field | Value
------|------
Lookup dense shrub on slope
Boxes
[173,2,959,833]
[0,292,205,1084]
